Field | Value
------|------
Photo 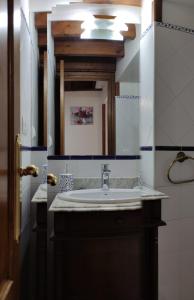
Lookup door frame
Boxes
[0,0,20,299]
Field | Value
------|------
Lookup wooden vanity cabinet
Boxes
[32,202,47,300]
[52,200,165,300]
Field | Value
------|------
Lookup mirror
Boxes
[45,9,140,156]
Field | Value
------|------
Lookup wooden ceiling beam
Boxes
[38,32,47,48]
[55,40,124,58]
[82,0,141,6]
[52,21,83,38]
[52,21,136,40]
[35,12,49,31]
[122,24,136,39]
[56,58,116,73]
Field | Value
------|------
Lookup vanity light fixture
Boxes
[81,16,128,41]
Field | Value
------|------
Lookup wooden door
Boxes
[0,0,20,299]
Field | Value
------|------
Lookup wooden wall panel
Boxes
[60,61,65,155]
[55,40,124,58]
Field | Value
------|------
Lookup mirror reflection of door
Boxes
[63,80,108,155]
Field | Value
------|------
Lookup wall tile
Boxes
[159,186,181,221]
[159,221,181,254]
[159,252,181,300]
[48,159,140,179]
[155,151,194,188]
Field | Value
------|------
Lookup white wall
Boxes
[155,23,194,300]
[29,12,39,146]
[163,1,194,29]
[116,82,139,156]
[116,25,140,82]
[47,17,56,154]
[20,11,32,147]
[139,23,155,187]
[65,91,104,155]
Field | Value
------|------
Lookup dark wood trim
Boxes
[108,74,116,155]
[38,51,48,147]
[55,40,124,58]
[0,0,10,292]
[153,0,163,22]
[115,82,120,96]
[56,57,116,74]
[54,75,60,155]
[43,52,48,146]
[35,12,50,31]
[60,60,65,155]
[0,0,21,299]
[52,21,83,38]
[102,104,106,155]
[38,32,47,48]
[38,63,44,145]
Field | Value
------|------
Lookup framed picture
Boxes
[70,106,93,125]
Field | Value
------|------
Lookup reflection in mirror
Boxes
[46,7,141,157]
[63,80,108,155]
[116,84,139,156]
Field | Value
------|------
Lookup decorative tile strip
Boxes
[47,155,141,160]
[157,22,194,35]
[141,24,153,40]
[141,146,194,151]
[115,95,140,100]
[155,146,194,151]
[21,146,47,151]
[140,146,153,151]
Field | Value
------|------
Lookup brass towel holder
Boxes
[167,151,194,184]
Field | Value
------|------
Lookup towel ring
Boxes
[167,152,194,184]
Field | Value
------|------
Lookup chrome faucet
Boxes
[101,164,111,191]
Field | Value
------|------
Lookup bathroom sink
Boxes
[58,188,142,204]
[40,183,47,192]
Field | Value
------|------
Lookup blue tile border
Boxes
[21,146,47,151]
[155,146,194,151]
[141,146,194,152]
[47,155,141,161]
[140,146,153,151]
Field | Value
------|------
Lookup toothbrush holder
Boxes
[59,174,74,192]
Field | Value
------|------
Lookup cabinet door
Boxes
[55,232,144,300]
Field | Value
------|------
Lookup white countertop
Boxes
[32,184,47,203]
[49,187,168,212]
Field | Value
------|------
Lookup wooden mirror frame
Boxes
[55,63,116,156]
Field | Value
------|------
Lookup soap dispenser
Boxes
[59,164,74,192]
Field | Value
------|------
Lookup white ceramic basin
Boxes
[40,183,47,192]
[58,188,142,204]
